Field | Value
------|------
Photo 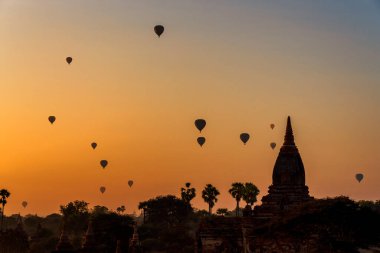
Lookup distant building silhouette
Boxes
[29,222,43,244]
[0,215,29,253]
[128,223,142,253]
[52,223,75,253]
[51,220,135,253]
[79,219,102,253]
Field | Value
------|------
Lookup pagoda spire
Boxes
[128,223,141,253]
[82,219,96,250]
[284,116,295,146]
[15,214,24,231]
[55,223,74,251]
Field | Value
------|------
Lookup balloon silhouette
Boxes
[240,133,250,145]
[91,142,97,150]
[270,124,275,130]
[48,116,56,124]
[270,142,276,150]
[195,119,206,132]
[22,201,28,208]
[100,186,106,194]
[197,137,206,147]
[66,57,72,65]
[128,180,134,187]
[154,25,164,37]
[355,173,364,183]
[100,160,108,169]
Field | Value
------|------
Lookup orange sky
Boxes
[1,0,379,215]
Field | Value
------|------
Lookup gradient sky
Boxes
[1,0,380,216]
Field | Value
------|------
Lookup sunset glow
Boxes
[1,0,379,215]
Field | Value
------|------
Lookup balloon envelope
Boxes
[355,173,364,183]
[91,142,97,150]
[270,142,276,150]
[100,160,108,169]
[270,124,275,130]
[195,119,206,132]
[240,133,250,145]
[48,116,56,124]
[128,180,134,187]
[66,57,72,64]
[22,201,28,208]
[197,137,206,147]
[154,25,164,37]
[100,186,106,194]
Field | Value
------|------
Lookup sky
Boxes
[0,0,380,216]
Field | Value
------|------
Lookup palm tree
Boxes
[180,182,196,204]
[202,184,220,215]
[242,183,260,207]
[229,182,245,216]
[0,189,11,231]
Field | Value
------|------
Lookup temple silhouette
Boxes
[196,116,316,252]
[254,116,312,218]
[49,220,141,253]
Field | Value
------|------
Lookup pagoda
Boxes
[52,223,75,253]
[80,219,101,252]
[128,223,142,253]
[254,116,312,218]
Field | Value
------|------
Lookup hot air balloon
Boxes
[100,160,108,169]
[22,201,28,208]
[154,25,164,37]
[270,124,275,130]
[197,137,206,147]
[66,57,72,65]
[195,119,206,133]
[91,142,97,150]
[48,116,56,124]
[128,180,134,187]
[355,173,364,183]
[240,133,250,145]
[100,186,106,194]
[270,142,276,150]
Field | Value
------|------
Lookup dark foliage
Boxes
[138,195,199,253]
[91,209,134,252]
[139,195,192,224]
[256,196,380,252]
[0,229,29,253]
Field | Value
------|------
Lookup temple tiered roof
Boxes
[255,116,312,218]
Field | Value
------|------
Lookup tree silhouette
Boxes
[0,188,10,231]
[138,195,191,225]
[59,200,90,247]
[202,184,220,215]
[216,208,229,216]
[116,205,126,214]
[242,182,260,206]
[180,182,196,205]
[229,182,245,216]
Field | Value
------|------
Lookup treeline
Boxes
[254,196,380,252]
[1,185,380,253]
[1,202,135,253]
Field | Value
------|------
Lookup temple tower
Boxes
[52,224,75,253]
[255,116,312,218]
[80,219,99,252]
[128,223,141,253]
